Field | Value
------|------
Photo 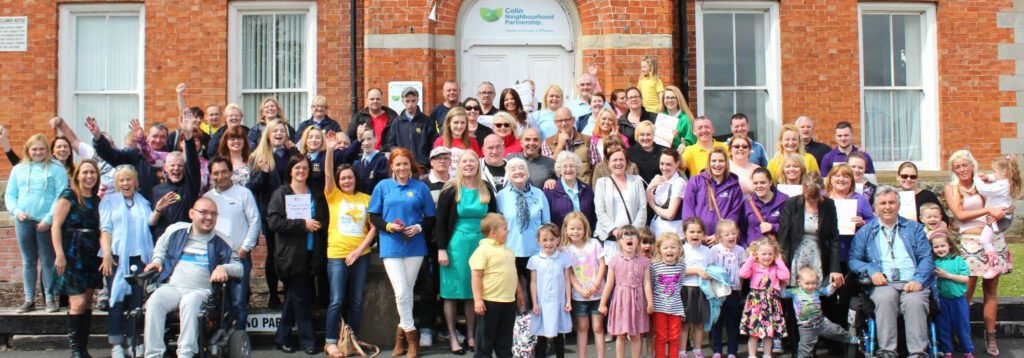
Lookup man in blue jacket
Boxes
[848,186,935,358]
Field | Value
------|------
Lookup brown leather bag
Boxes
[330,320,380,358]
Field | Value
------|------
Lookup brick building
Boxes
[0,0,1019,281]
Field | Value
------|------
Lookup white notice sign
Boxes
[0,17,27,52]
[285,194,312,220]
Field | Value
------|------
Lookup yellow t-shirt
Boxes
[681,141,730,177]
[468,238,518,303]
[326,190,373,259]
[200,122,222,136]
[637,75,665,113]
[766,153,820,184]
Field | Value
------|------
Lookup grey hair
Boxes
[874,185,900,205]
[554,151,582,177]
[506,158,530,178]
[165,151,185,164]
[478,81,494,90]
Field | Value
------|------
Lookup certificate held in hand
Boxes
[285,193,312,220]
[835,198,859,235]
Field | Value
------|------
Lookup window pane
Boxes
[703,90,735,138]
[704,13,735,87]
[735,13,766,86]
[735,90,768,143]
[863,90,921,161]
[243,15,274,90]
[107,16,139,90]
[276,14,305,89]
[242,92,307,128]
[862,15,892,87]
[75,94,138,147]
[892,15,922,87]
[892,90,921,160]
[75,16,105,91]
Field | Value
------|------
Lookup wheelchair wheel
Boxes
[226,330,251,358]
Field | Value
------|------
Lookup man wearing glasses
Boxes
[477,82,500,115]
[542,108,592,184]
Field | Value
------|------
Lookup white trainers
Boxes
[772,338,784,353]
[420,328,434,347]
[132,344,145,358]
[111,345,126,358]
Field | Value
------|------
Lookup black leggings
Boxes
[535,334,565,358]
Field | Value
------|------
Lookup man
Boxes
[337,125,389,195]
[384,87,438,169]
[728,113,768,167]
[414,146,452,347]
[480,134,508,191]
[430,80,461,133]
[143,198,243,358]
[541,108,592,183]
[508,128,557,188]
[89,117,168,201]
[151,116,202,240]
[203,157,260,331]
[681,116,729,177]
[423,147,452,200]
[206,104,251,158]
[293,95,342,143]
[848,186,934,358]
[820,121,877,182]
[346,87,399,150]
[569,73,605,119]
[477,82,499,115]
[202,105,224,135]
[796,116,831,165]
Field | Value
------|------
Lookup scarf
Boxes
[512,183,532,232]
[98,191,154,305]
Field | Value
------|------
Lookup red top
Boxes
[371,112,389,149]
[433,137,483,156]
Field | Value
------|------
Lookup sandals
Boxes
[986,331,999,356]
[324,343,341,358]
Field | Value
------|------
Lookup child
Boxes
[739,238,790,358]
[680,217,712,358]
[470,213,523,357]
[920,202,948,237]
[529,223,573,358]
[563,211,607,358]
[931,231,975,358]
[650,233,686,358]
[637,56,665,113]
[779,267,849,358]
[708,220,747,358]
[975,154,1021,278]
[638,227,656,357]
[599,225,653,358]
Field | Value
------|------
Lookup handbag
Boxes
[330,319,380,358]
[747,196,777,241]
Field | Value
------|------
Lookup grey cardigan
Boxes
[593,174,648,240]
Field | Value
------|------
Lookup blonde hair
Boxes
[747,237,785,261]
[492,111,519,139]
[20,134,52,166]
[993,155,1022,199]
[592,108,619,138]
[658,85,696,122]
[542,84,564,110]
[560,211,592,247]
[775,123,806,158]
[919,202,943,218]
[114,165,139,192]
[310,95,328,108]
[259,97,287,124]
[780,153,807,185]
[480,213,507,237]
[715,219,739,236]
[298,126,325,155]
[641,56,659,77]
[441,107,472,149]
[442,150,491,204]
[634,121,655,139]
[947,149,980,206]
[248,119,288,172]
[654,232,682,262]
[224,103,244,118]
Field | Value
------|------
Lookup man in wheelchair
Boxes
[142,198,243,358]
[848,186,936,358]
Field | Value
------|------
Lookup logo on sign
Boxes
[480,7,503,22]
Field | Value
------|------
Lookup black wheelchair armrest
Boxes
[126,267,160,289]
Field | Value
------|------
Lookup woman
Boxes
[433,107,483,163]
[492,112,523,155]
[322,135,377,356]
[729,135,760,195]
[267,154,329,355]
[897,161,948,224]
[51,160,101,357]
[5,134,68,313]
[944,150,1009,356]
[682,147,743,240]
[661,85,697,149]
[248,97,297,149]
[544,151,597,228]
[498,88,529,136]
[496,158,551,304]
[847,152,877,205]
[528,84,565,139]
[626,121,666,184]
[824,164,875,263]
[464,97,494,146]
[368,147,436,357]
[645,148,687,237]
[590,136,640,186]
[610,89,628,118]
[436,150,497,354]
[767,124,819,183]
[217,125,251,186]
[98,166,154,357]
[297,126,328,194]
[742,168,788,246]
[52,135,76,180]
[575,91,606,136]
[593,146,647,247]
[617,87,658,147]
[588,108,629,166]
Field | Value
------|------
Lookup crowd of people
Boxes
[1,59,1019,358]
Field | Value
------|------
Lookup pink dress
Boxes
[607,254,650,336]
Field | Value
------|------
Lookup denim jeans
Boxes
[325,256,370,342]
[106,256,145,345]
[229,256,252,330]
[15,219,56,302]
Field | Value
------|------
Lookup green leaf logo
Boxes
[480,7,503,22]
[391,95,400,101]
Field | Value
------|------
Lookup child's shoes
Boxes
[983,251,1006,279]
[712,354,722,358]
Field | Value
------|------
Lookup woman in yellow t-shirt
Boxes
[766,124,819,183]
[323,133,377,357]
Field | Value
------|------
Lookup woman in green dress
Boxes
[435,150,496,354]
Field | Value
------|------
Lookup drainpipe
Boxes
[679,0,690,101]
[350,0,358,116]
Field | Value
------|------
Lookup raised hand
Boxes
[325,130,339,149]
[176,83,186,93]
[128,118,144,139]
[85,117,102,139]
[0,125,10,151]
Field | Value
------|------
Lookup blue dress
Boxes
[527,250,574,337]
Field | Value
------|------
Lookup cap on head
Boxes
[429,146,452,159]
[402,87,419,98]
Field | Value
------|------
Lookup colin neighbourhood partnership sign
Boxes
[465,0,572,43]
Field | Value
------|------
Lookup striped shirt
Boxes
[651,261,686,316]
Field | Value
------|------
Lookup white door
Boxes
[462,46,574,104]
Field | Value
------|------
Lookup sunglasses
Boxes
[900,174,918,180]
[731,145,749,149]
[494,122,510,128]
[465,106,481,111]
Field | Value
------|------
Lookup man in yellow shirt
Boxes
[470,214,523,358]
[681,116,729,177]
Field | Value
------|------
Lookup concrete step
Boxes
[970,297,1024,322]
[970,321,1024,338]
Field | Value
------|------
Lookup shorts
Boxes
[571,300,602,317]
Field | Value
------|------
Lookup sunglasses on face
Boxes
[494,122,510,128]
[465,106,481,111]
[731,145,749,149]
[900,174,918,180]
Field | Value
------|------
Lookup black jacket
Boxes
[347,106,399,141]
[778,195,841,275]
[384,110,438,168]
[205,125,250,158]
[617,108,658,147]
[150,137,202,239]
[434,184,497,250]
[164,129,211,158]
[92,135,160,201]
[266,185,329,278]
[248,122,297,151]
[293,116,343,144]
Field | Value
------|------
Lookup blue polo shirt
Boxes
[368,178,436,258]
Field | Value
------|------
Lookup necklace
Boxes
[959,181,976,195]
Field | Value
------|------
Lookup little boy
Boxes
[470,213,523,358]
[780,266,851,358]
[920,202,948,238]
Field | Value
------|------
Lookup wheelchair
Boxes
[846,275,939,358]
[125,266,252,358]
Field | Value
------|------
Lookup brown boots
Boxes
[392,326,407,356]
[391,327,420,358]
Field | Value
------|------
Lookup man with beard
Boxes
[506,128,556,189]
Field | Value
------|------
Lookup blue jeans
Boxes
[229,256,252,330]
[325,256,370,342]
[15,219,56,302]
[106,256,145,345]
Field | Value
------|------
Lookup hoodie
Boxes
[682,172,744,237]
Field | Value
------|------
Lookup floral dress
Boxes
[53,189,102,295]
[739,274,787,339]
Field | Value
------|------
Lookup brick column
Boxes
[999,2,1024,162]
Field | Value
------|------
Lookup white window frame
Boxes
[695,1,782,151]
[227,1,318,126]
[857,3,939,170]
[57,3,146,139]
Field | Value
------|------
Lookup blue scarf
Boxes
[98,191,154,304]
[512,183,532,232]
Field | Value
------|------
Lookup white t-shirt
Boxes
[682,243,710,287]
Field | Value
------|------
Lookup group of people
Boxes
[0,61,1017,358]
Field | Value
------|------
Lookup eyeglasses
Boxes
[731,145,749,149]
[627,96,642,100]
[900,174,918,180]
[494,123,511,128]
[191,209,219,218]
[465,106,481,111]
[478,91,495,95]
[555,118,574,123]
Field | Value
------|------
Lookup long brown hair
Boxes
[441,107,473,149]
[70,160,100,207]
[217,125,251,162]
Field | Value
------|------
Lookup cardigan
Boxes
[543,178,597,229]
[434,184,498,250]
[266,185,330,278]
[777,195,841,276]
[593,174,647,240]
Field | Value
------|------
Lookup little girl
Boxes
[530,223,573,358]
[739,238,790,358]
[637,56,665,113]
[708,220,747,358]
[563,212,607,358]
[681,218,712,358]
[599,225,653,358]
[639,227,657,358]
[931,230,975,358]
[975,154,1020,278]
[920,202,948,238]
[651,233,686,358]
